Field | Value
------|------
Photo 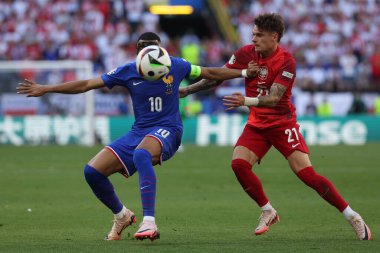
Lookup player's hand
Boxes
[16,79,47,97]
[178,87,189,98]
[246,61,259,78]
[223,92,245,110]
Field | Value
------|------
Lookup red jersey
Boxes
[225,45,297,129]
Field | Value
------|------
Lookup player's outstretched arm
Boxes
[200,61,258,81]
[179,62,259,98]
[223,83,287,109]
[16,77,105,97]
[179,79,222,98]
[179,67,245,98]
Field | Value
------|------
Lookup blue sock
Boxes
[133,149,156,217]
[84,164,123,214]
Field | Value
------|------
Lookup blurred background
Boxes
[0,0,380,146]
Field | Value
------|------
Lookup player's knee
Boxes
[133,148,152,167]
[231,159,252,173]
[84,164,103,183]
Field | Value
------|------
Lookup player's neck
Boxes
[260,45,278,58]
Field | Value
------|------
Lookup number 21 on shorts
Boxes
[285,127,300,148]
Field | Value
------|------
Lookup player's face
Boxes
[136,40,160,53]
[251,26,278,56]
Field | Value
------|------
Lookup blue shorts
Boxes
[105,126,182,178]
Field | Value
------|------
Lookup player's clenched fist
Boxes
[247,61,259,77]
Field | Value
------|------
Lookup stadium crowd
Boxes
[1,0,380,115]
[229,0,380,92]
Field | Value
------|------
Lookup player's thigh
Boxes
[106,131,143,178]
[234,125,271,165]
[88,148,124,176]
[268,123,310,171]
[138,126,182,165]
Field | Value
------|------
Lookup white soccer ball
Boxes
[136,45,171,81]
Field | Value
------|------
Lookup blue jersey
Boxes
[101,57,191,131]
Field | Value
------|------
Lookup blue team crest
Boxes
[163,75,173,84]
[163,75,174,95]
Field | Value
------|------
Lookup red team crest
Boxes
[258,66,268,80]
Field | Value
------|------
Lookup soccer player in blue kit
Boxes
[17,32,257,241]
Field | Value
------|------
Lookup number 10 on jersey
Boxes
[149,97,162,112]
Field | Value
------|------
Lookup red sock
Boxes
[296,166,348,212]
[231,159,268,207]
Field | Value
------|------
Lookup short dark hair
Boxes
[136,32,161,53]
[254,13,285,42]
[137,32,161,42]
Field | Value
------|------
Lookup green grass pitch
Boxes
[0,144,379,253]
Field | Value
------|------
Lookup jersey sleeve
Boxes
[273,58,296,88]
[225,47,249,70]
[172,57,192,80]
[101,65,128,89]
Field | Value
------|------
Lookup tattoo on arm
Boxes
[187,79,222,95]
[270,83,287,98]
[257,83,287,107]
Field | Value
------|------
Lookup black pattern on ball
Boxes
[148,71,155,76]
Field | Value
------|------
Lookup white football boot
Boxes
[348,214,371,240]
[134,220,160,241]
[254,208,280,235]
[105,208,136,241]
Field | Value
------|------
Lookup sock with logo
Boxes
[296,166,348,212]
[231,159,269,207]
[133,149,156,217]
[84,164,123,214]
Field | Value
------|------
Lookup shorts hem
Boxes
[104,146,130,178]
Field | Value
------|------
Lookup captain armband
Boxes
[189,65,202,80]
[244,97,259,107]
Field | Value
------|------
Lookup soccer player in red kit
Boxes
[180,13,371,240]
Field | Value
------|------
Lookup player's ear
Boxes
[272,32,278,42]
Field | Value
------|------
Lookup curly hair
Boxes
[254,13,285,42]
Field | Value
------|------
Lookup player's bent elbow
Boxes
[267,97,281,107]
[271,101,281,107]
